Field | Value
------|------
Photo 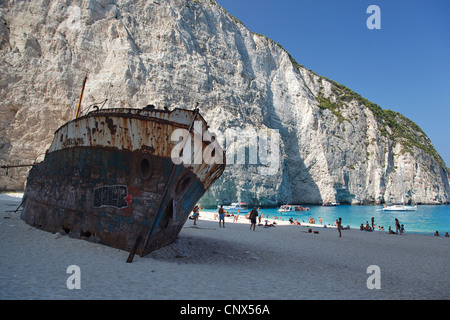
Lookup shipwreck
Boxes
[20,105,225,259]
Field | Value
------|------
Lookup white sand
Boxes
[1,193,449,300]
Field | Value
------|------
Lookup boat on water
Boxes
[218,202,249,213]
[382,164,417,212]
[278,204,310,213]
[382,204,417,211]
[322,202,339,207]
[20,106,225,258]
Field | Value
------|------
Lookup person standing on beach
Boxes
[193,205,199,226]
[249,207,258,231]
[218,205,225,228]
[395,218,401,234]
[371,217,375,231]
[337,217,342,237]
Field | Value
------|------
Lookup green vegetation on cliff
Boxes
[288,49,444,167]
[318,77,445,166]
[316,93,345,124]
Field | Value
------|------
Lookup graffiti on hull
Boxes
[93,185,128,209]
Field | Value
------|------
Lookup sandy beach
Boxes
[1,193,449,300]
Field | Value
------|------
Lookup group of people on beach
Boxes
[287,216,324,226]
[192,205,276,231]
[217,205,266,231]
[359,217,406,234]
[191,207,450,238]
[191,205,243,228]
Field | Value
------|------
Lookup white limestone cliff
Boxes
[1,0,449,205]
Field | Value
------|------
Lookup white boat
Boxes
[382,164,417,212]
[322,202,339,207]
[218,202,249,213]
[382,204,417,211]
[278,204,310,213]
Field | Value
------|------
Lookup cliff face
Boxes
[1,0,449,205]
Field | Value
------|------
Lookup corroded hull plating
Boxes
[21,108,225,256]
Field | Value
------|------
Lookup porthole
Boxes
[139,156,153,180]
[176,175,192,194]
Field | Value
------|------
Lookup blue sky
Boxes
[217,0,450,167]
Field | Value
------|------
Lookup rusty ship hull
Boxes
[21,108,225,256]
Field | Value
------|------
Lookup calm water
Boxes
[203,205,450,235]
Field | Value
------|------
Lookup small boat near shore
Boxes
[382,164,417,212]
[322,202,339,207]
[218,202,249,214]
[278,204,310,213]
[382,204,417,212]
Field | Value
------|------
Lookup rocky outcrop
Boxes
[1,0,448,205]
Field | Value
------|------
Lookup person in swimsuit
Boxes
[395,218,401,234]
[193,205,199,226]
[218,205,225,228]
[337,217,342,237]
[249,207,258,231]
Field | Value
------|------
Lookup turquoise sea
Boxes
[203,205,450,236]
